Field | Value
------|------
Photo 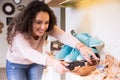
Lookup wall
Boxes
[0,0,34,67]
[65,1,120,60]
[65,1,120,80]
[50,7,61,27]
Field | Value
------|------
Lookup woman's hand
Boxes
[46,56,69,74]
[76,43,99,64]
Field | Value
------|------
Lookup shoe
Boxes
[76,55,84,61]
[66,61,86,70]
[64,48,80,62]
[73,32,104,47]
[87,37,104,47]
[73,33,90,46]
[96,42,104,54]
[55,45,73,60]
[91,47,98,53]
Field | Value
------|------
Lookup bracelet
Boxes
[79,44,85,50]
[76,43,85,50]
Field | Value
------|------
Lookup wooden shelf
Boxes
[47,0,78,7]
[47,0,66,7]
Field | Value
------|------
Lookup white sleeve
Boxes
[49,26,81,48]
[57,32,80,48]
[13,34,48,65]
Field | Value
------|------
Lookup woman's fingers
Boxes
[80,50,91,63]
[80,46,99,64]
[90,50,99,60]
[54,60,69,74]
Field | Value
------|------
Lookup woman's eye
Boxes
[45,21,49,25]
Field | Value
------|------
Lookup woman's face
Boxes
[32,11,49,37]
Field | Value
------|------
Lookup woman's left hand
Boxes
[76,43,99,64]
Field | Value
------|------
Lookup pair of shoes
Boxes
[55,44,81,62]
[55,45,99,62]
[55,31,104,62]
[72,32,104,47]
[55,45,83,62]
[55,45,73,60]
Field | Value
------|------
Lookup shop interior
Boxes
[0,0,120,80]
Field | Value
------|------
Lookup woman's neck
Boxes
[31,32,39,40]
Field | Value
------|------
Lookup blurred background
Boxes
[0,0,120,80]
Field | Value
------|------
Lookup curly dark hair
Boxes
[7,0,57,45]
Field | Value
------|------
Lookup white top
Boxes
[7,26,80,65]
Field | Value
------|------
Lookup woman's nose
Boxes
[40,24,46,29]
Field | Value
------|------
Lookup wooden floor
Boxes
[0,68,6,80]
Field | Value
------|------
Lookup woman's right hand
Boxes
[46,56,70,74]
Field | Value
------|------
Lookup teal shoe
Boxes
[87,37,104,47]
[64,48,80,62]
[96,42,104,54]
[91,47,98,53]
[55,45,73,60]
[73,32,103,47]
[76,55,84,61]
[72,32,90,46]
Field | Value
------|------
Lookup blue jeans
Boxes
[6,60,45,80]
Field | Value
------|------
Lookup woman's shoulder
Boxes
[15,33,24,38]
[13,33,30,44]
[14,33,28,41]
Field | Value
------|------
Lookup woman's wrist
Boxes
[46,56,54,66]
[76,43,85,50]
[46,55,58,67]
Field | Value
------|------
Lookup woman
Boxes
[6,1,99,80]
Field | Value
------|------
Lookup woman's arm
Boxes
[14,33,69,74]
[49,26,99,63]
[49,26,83,48]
